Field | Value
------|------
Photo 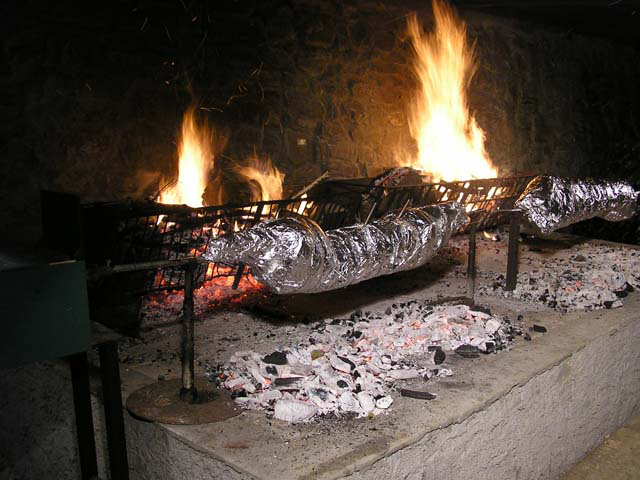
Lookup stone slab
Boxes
[117,235,640,479]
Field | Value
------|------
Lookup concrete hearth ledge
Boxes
[121,286,640,479]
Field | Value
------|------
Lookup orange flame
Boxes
[236,154,285,202]
[158,107,215,207]
[402,1,496,182]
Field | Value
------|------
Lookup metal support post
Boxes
[232,262,245,290]
[98,341,130,480]
[68,352,99,480]
[505,212,520,291]
[180,262,197,402]
[467,223,477,302]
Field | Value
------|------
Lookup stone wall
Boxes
[2,0,639,244]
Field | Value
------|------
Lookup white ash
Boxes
[479,242,640,311]
[212,302,517,422]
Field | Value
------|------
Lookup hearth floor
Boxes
[114,233,640,479]
[560,414,640,480]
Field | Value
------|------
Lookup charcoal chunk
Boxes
[532,324,547,333]
[434,349,446,365]
[524,333,532,341]
[263,351,288,365]
[400,389,436,400]
[231,389,247,399]
[274,377,303,386]
[337,355,356,370]
[470,305,492,315]
[455,344,480,358]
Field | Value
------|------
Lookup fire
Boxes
[158,107,215,207]
[402,0,496,182]
[236,154,285,202]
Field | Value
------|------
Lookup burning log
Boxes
[202,203,468,294]
[515,176,638,235]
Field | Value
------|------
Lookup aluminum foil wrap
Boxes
[203,203,468,294]
[515,176,637,235]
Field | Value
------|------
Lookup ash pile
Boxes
[478,237,640,311]
[210,302,521,423]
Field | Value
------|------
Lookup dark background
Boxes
[2,0,639,244]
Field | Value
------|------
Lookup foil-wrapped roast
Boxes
[203,203,468,294]
[515,176,637,235]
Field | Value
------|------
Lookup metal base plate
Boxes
[126,376,241,425]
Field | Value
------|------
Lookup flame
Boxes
[402,1,496,182]
[236,154,285,201]
[158,107,215,207]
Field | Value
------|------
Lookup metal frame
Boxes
[80,175,534,293]
[465,209,522,301]
[80,176,532,421]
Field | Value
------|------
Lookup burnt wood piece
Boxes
[263,351,288,365]
[274,377,304,386]
[455,344,481,358]
[400,389,437,400]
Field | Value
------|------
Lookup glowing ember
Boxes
[158,107,215,207]
[146,269,265,320]
[237,154,285,202]
[402,0,497,182]
[199,266,263,299]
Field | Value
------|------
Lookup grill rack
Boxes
[77,175,534,292]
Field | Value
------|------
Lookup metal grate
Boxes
[367,175,534,230]
[80,175,535,292]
